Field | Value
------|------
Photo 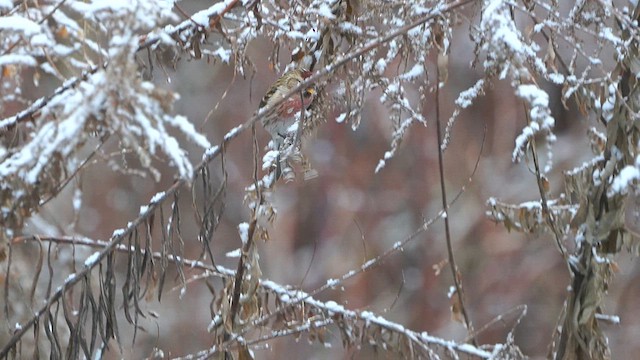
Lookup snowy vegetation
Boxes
[1,0,639,359]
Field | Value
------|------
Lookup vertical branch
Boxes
[434,60,476,343]
[228,124,261,329]
[523,103,568,260]
[29,237,45,309]
[2,245,12,330]
[554,5,640,358]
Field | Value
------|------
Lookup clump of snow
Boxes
[0,16,41,35]
[375,117,414,173]
[112,228,125,238]
[238,222,250,245]
[150,191,166,203]
[225,248,242,258]
[166,115,211,149]
[84,251,102,267]
[609,163,640,196]
[455,80,486,109]
[0,54,37,67]
[262,150,280,171]
[399,63,424,81]
[512,84,556,170]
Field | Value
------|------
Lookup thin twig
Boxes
[522,102,568,260]
[228,126,261,330]
[39,134,109,207]
[463,304,528,343]
[10,234,491,359]
[435,55,476,343]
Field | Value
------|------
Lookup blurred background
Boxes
[6,0,640,358]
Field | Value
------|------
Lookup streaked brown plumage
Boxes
[259,68,315,142]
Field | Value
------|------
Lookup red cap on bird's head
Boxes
[300,69,313,79]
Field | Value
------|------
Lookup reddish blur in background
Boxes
[13,1,639,358]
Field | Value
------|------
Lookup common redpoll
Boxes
[259,68,315,144]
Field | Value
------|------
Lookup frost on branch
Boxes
[512,84,556,171]
[0,1,176,87]
[610,162,640,197]
[478,0,557,170]
[4,0,640,358]
[442,79,486,151]
[481,2,640,357]
[478,0,545,81]
[486,196,577,235]
[356,14,447,172]
[0,0,207,241]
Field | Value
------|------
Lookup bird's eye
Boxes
[303,88,315,98]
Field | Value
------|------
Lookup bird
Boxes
[258,68,315,145]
